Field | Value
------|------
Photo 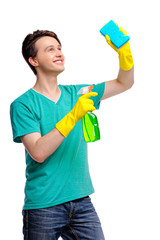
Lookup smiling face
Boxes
[29,36,65,76]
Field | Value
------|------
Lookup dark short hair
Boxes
[22,30,61,75]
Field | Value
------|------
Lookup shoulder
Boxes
[10,89,36,113]
[59,84,77,92]
[59,83,105,95]
[59,83,91,95]
[11,89,32,105]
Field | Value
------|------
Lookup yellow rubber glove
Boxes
[105,25,134,71]
[56,92,98,137]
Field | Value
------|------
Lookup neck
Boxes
[33,72,59,95]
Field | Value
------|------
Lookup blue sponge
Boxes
[100,20,130,49]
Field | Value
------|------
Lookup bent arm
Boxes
[20,128,65,163]
[20,92,98,163]
[101,66,134,100]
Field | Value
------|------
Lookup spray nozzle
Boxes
[77,85,94,95]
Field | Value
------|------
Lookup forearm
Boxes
[117,65,134,90]
[35,128,65,162]
[29,92,97,163]
[24,128,65,163]
[101,65,134,100]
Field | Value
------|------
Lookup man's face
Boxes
[33,36,65,75]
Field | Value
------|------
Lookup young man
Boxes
[10,27,134,239]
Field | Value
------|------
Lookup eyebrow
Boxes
[45,45,61,51]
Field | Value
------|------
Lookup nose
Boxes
[55,48,62,57]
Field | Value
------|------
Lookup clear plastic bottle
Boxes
[77,86,100,142]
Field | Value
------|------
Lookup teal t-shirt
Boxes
[10,82,105,210]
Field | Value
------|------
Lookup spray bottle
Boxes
[77,86,100,142]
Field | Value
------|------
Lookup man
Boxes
[10,26,134,239]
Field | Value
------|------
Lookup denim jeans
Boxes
[22,196,105,240]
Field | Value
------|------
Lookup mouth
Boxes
[53,59,63,65]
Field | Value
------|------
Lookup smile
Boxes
[53,60,63,65]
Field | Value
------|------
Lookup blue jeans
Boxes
[22,196,105,240]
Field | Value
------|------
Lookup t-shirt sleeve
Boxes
[91,82,105,109]
[75,82,105,110]
[10,101,41,143]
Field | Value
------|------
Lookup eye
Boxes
[49,48,54,52]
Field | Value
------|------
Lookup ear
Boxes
[28,57,39,67]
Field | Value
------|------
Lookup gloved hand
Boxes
[105,25,134,71]
[56,92,98,137]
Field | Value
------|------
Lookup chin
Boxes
[56,66,65,75]
[59,66,65,72]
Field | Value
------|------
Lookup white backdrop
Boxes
[1,0,160,239]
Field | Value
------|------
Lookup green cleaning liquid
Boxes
[82,112,100,142]
[77,85,101,143]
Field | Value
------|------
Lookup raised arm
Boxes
[101,24,134,100]
[101,66,134,100]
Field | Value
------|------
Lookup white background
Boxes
[1,0,160,239]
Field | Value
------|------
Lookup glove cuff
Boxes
[55,112,77,137]
[118,45,134,71]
